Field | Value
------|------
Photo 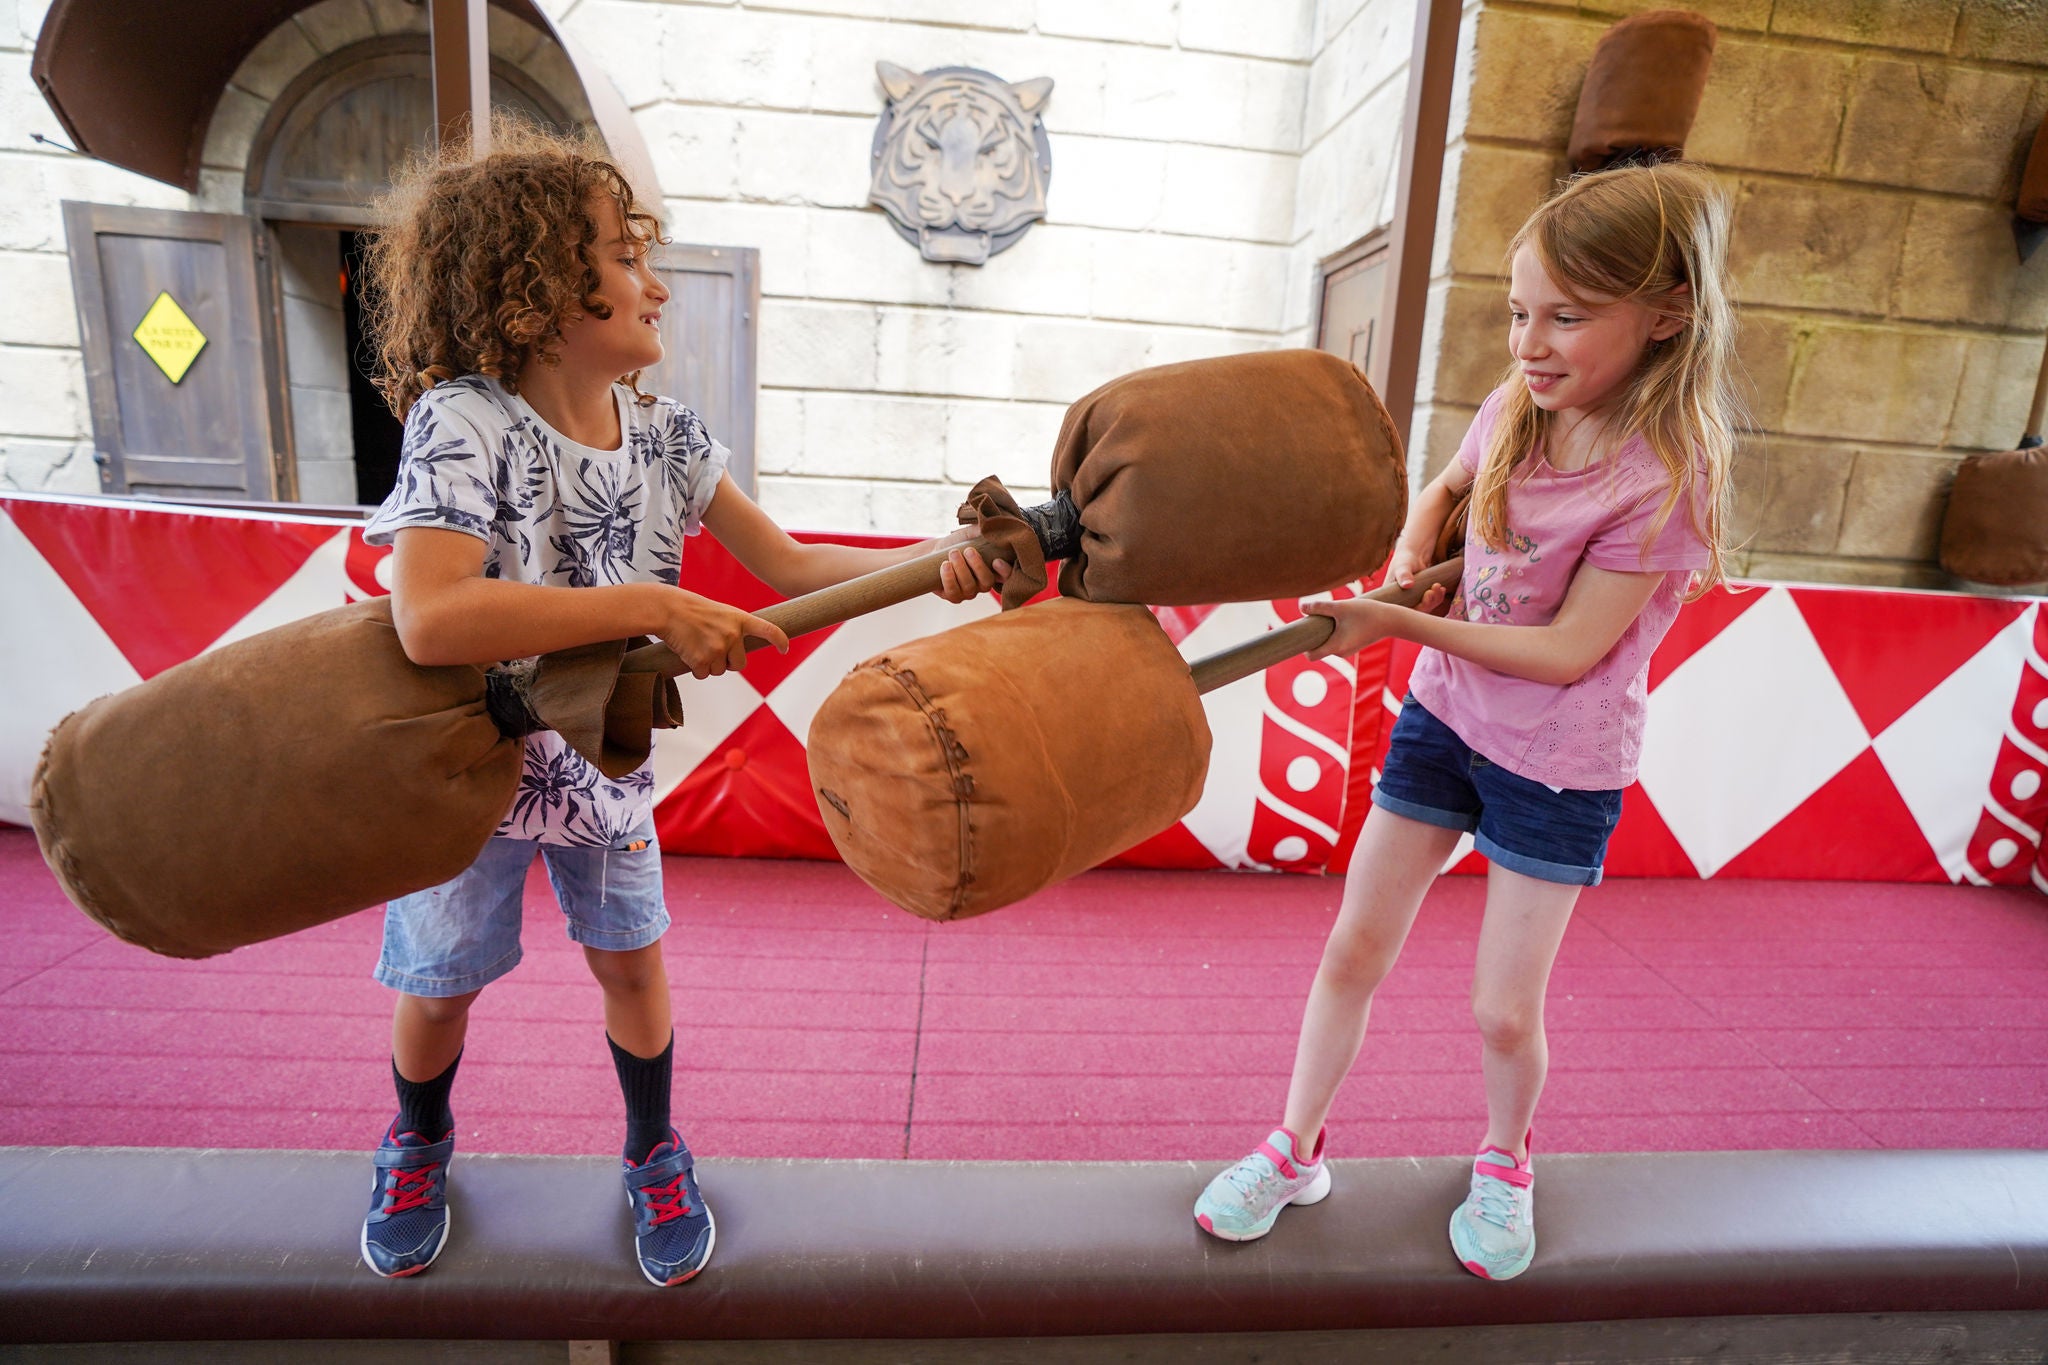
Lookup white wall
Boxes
[2,0,1420,535]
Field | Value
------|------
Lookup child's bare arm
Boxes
[701,474,1009,601]
[1307,563,1664,686]
[387,526,787,677]
[1386,460,1475,588]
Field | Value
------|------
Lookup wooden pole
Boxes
[1370,0,1463,457]
[429,0,491,157]
[620,537,1007,678]
[1188,558,1464,695]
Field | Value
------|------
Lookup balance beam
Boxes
[3,1148,2044,1360]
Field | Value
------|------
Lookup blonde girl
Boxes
[1194,160,1736,1281]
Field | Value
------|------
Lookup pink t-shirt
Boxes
[1407,388,1710,790]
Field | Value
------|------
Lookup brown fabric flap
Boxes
[956,476,1052,610]
[1939,445,2048,586]
[527,636,682,780]
[1049,349,1408,607]
[1568,10,1718,172]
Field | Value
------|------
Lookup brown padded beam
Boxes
[2,1148,2045,1343]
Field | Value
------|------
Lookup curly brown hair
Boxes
[361,113,664,419]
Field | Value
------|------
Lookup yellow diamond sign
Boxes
[133,292,208,384]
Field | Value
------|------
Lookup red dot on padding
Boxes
[724,749,747,770]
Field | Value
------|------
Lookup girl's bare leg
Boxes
[1281,806,1463,1142]
[1470,862,1583,1159]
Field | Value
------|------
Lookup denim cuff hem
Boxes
[1474,832,1603,887]
[375,947,523,997]
[1371,787,1479,833]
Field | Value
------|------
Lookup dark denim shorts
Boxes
[1370,697,1624,887]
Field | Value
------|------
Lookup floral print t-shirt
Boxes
[364,375,728,845]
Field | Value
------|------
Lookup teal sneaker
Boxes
[1448,1142,1535,1279]
[1194,1127,1330,1242]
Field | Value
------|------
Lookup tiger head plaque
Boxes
[868,61,1054,266]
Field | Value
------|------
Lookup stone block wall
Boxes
[1414,0,2048,589]
[559,0,1340,533]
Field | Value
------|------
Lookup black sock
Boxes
[609,1032,674,1164]
[392,1050,459,1139]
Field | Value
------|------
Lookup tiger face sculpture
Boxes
[868,62,1053,265]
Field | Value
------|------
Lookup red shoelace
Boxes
[639,1174,693,1227]
[382,1162,442,1215]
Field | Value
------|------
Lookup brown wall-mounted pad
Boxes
[1050,349,1408,607]
[30,598,521,958]
[1568,10,1718,172]
[808,598,1211,921]
[2021,112,2048,224]
[1939,445,2048,586]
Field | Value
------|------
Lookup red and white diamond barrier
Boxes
[3,491,2042,892]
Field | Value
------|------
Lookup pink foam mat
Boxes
[2,830,2043,1161]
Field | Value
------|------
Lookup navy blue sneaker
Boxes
[623,1130,715,1286]
[361,1121,453,1278]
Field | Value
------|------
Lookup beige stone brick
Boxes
[1180,0,1315,60]
[1835,58,2036,197]
[1740,549,1952,588]
[1464,8,1600,150]
[229,19,320,102]
[757,474,873,535]
[1586,0,1775,29]
[641,105,739,202]
[1781,323,1970,445]
[876,308,1023,401]
[870,479,975,538]
[1769,0,1960,52]
[733,111,871,210]
[1011,320,1151,404]
[1426,280,1511,409]
[293,0,376,56]
[1303,0,1410,146]
[200,85,268,174]
[363,0,424,37]
[1952,0,2048,65]
[1685,37,1854,177]
[1411,400,1480,485]
[0,344,86,439]
[1733,311,1799,431]
[1834,447,1958,559]
[1051,136,1170,234]
[1895,199,2048,331]
[758,300,878,392]
[1725,177,1908,315]
[792,391,950,481]
[1946,333,2045,449]
[747,0,1032,29]
[1444,143,1563,280]
[1728,436,1851,554]
[1,438,96,494]
[943,397,1067,488]
[0,250,80,348]
[1039,0,1176,46]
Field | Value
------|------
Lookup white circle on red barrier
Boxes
[1988,838,2020,869]
[1293,671,1328,708]
[1272,835,1310,862]
[374,555,394,590]
[1286,756,1321,792]
[2015,770,2043,803]
[2035,699,2048,731]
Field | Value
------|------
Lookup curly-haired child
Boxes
[355,119,1007,1286]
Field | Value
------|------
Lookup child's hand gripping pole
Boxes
[1187,557,1464,695]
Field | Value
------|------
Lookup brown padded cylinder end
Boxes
[1567,10,1718,172]
[1050,349,1408,607]
[1939,445,2048,586]
[2021,112,2048,224]
[29,598,522,959]
[808,598,1211,921]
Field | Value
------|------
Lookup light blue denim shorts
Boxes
[375,820,668,997]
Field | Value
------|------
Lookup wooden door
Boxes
[641,244,761,498]
[62,202,284,501]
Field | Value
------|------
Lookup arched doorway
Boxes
[246,35,575,506]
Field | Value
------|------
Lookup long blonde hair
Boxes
[1471,160,1738,596]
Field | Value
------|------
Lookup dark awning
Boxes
[32,0,554,191]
